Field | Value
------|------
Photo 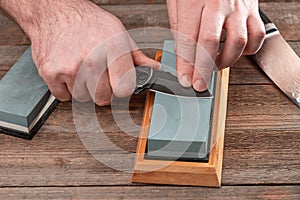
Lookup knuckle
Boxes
[233,35,248,47]
[254,30,266,41]
[169,22,177,30]
[112,73,136,98]
[177,58,194,71]
[61,66,78,79]
[39,66,58,82]
[113,84,135,98]
[199,34,220,47]
[178,36,197,48]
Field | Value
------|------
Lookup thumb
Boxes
[128,37,161,69]
[132,49,161,70]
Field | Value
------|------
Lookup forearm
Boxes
[0,0,89,39]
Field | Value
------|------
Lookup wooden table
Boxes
[0,1,299,199]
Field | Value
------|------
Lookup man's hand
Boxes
[0,0,159,105]
[166,0,265,91]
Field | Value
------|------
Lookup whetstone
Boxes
[132,40,230,187]
[0,47,58,139]
[145,40,217,161]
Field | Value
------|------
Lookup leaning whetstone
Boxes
[0,47,58,139]
[145,40,217,162]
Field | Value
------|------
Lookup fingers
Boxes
[244,14,265,55]
[166,0,264,92]
[86,69,112,106]
[128,37,161,69]
[176,0,203,88]
[72,68,92,103]
[166,0,177,49]
[49,36,156,104]
[70,46,105,103]
[132,49,161,70]
[48,82,72,101]
[217,14,248,69]
[77,44,111,105]
[84,47,156,104]
[194,7,225,91]
[107,52,136,98]
[166,0,177,31]
[107,33,161,98]
[38,63,72,101]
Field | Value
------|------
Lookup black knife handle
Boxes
[259,8,278,34]
[259,8,272,25]
[134,66,154,94]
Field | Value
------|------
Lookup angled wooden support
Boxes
[131,41,230,187]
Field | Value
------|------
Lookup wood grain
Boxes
[0,109,298,186]
[0,1,299,199]
[0,2,299,45]
[0,61,299,187]
[0,186,299,200]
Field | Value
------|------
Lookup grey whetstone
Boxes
[0,47,57,139]
[146,40,217,161]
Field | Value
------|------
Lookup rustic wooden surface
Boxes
[0,1,299,199]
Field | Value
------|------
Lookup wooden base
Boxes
[131,51,230,187]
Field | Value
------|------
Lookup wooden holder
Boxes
[131,51,230,187]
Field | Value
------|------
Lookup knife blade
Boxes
[253,9,300,107]
[134,66,212,98]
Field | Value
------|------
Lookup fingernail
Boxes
[194,79,207,92]
[179,75,192,88]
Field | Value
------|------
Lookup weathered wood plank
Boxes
[0,25,29,45]
[223,130,300,185]
[0,1,298,198]
[0,83,298,186]
[0,186,299,200]
[0,2,299,45]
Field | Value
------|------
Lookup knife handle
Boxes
[259,8,278,35]
[259,9,272,24]
[134,66,154,94]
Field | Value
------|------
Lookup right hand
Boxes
[166,0,265,91]
[27,1,159,106]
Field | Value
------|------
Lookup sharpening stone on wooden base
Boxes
[0,47,58,139]
[145,41,217,162]
[132,40,230,187]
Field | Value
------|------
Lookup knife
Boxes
[254,9,300,107]
[134,66,212,98]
